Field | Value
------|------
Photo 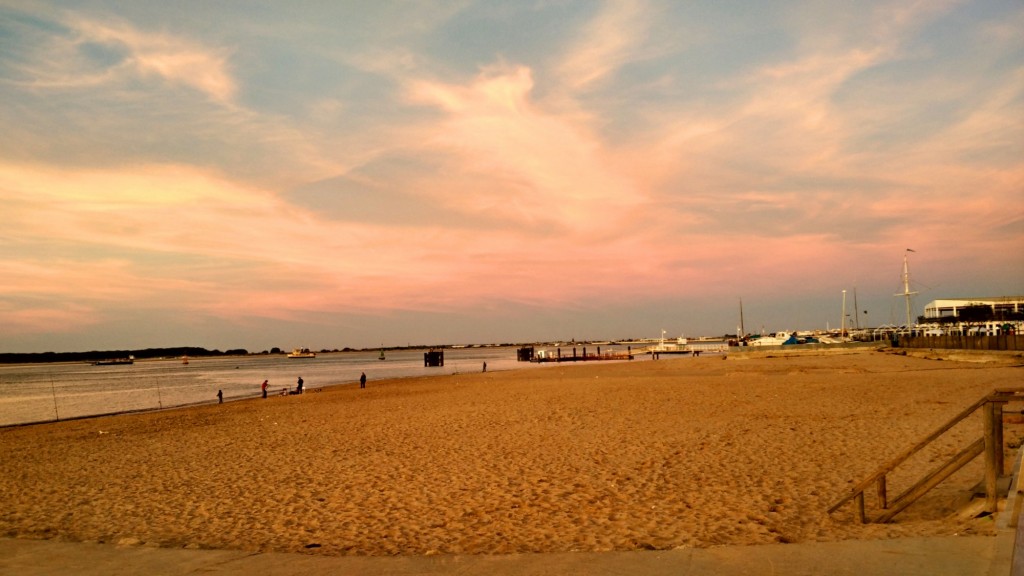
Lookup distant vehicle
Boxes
[923,328,943,336]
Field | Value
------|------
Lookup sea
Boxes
[0,345,644,427]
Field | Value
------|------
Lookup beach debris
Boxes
[304,543,321,548]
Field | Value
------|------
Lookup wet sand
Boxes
[1,349,1021,556]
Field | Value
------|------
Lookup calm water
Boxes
[0,346,642,426]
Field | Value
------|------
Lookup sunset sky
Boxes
[1,1,1022,353]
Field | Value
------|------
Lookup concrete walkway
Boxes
[0,532,1013,576]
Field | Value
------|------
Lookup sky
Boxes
[1,0,1022,353]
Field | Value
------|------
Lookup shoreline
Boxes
[0,346,559,427]
[2,349,1021,556]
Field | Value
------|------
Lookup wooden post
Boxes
[876,475,887,509]
[995,401,1005,477]
[984,401,999,513]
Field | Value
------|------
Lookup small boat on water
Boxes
[287,347,316,359]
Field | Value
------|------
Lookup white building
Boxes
[920,296,1023,335]
[923,296,1024,319]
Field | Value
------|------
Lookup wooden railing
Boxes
[829,388,1024,523]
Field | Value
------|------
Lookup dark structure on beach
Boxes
[424,350,444,367]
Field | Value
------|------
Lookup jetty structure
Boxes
[519,346,633,363]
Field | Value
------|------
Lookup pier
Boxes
[529,346,633,363]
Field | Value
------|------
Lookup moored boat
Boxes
[746,332,791,346]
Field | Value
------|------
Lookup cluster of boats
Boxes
[643,329,853,354]
[742,331,826,346]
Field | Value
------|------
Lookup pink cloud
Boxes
[406,65,648,237]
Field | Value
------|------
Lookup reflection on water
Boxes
[0,346,641,426]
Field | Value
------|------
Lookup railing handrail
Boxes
[829,389,1024,514]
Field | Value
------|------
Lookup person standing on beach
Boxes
[261,380,268,399]
[296,376,304,394]
[217,389,223,404]
[359,372,366,389]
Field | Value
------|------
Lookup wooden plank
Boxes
[1010,445,1024,576]
[875,437,985,523]
[876,475,887,509]
[1014,515,1024,576]
[1010,440,1024,529]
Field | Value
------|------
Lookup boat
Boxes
[287,348,316,359]
[746,332,792,347]
[92,355,134,366]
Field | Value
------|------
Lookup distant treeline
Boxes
[0,347,251,364]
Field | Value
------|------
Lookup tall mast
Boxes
[739,298,745,337]
[895,250,918,327]
[841,289,847,335]
[853,287,860,330]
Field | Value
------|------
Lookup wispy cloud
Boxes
[20,15,236,104]
[405,64,646,236]
[556,0,652,92]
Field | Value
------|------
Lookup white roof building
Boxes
[923,296,1024,319]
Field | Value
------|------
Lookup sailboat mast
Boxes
[895,250,918,327]
[841,290,847,335]
[853,287,860,330]
[739,298,745,337]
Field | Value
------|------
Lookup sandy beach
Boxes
[2,349,1022,557]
